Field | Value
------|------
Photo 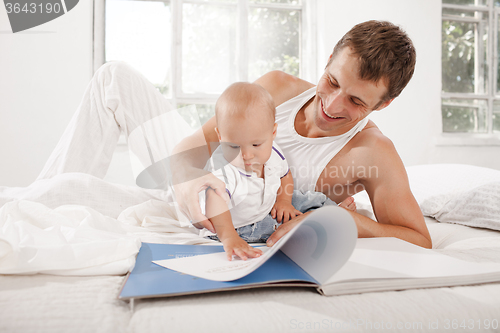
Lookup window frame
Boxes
[440,0,500,145]
[92,0,317,110]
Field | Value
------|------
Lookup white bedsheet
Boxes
[0,200,140,275]
[1,216,499,333]
[0,173,214,275]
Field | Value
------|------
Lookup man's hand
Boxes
[266,211,311,247]
[169,117,226,233]
[271,200,302,223]
[222,235,263,261]
[172,167,229,233]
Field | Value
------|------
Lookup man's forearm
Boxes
[349,211,432,249]
[170,133,212,185]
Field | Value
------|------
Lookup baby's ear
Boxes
[214,127,222,141]
[272,123,278,139]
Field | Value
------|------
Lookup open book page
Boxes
[326,237,500,285]
[152,211,306,282]
[279,205,357,284]
[153,206,358,282]
[153,246,272,281]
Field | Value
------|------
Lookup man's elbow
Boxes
[422,237,432,249]
[413,233,432,249]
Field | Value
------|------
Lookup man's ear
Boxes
[375,98,395,111]
[272,123,278,140]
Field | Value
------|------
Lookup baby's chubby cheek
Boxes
[222,148,243,168]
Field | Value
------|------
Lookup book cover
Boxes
[119,243,319,300]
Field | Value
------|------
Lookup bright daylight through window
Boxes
[442,0,500,134]
[104,0,305,127]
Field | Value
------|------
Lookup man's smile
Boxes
[321,99,343,120]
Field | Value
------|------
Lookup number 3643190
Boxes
[5,2,62,14]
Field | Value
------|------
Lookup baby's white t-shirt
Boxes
[199,142,289,236]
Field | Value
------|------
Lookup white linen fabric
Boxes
[406,164,500,215]
[0,172,171,219]
[198,143,289,236]
[0,173,214,275]
[0,200,141,275]
[1,216,499,333]
[274,87,369,193]
[408,164,500,231]
[434,181,500,231]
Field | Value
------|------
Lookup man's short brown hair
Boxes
[327,20,416,104]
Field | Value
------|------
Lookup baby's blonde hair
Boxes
[215,82,275,129]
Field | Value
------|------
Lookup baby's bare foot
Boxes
[338,196,356,212]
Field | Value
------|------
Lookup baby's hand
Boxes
[222,236,263,261]
[271,200,302,223]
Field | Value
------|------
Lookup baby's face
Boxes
[216,115,276,175]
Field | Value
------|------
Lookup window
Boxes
[442,0,500,135]
[96,0,314,127]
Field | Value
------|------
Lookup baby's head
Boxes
[215,82,277,174]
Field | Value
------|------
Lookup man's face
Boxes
[311,47,391,136]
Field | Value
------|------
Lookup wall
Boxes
[0,1,94,186]
[316,0,500,170]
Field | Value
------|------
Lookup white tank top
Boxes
[274,87,369,193]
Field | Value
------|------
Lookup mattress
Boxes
[1,164,500,333]
[1,216,499,333]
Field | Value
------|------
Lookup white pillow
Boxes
[433,181,500,231]
[407,164,500,231]
[353,164,500,231]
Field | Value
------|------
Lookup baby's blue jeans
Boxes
[208,191,336,243]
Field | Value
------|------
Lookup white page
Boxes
[154,206,358,282]
[279,205,357,284]
[327,238,500,284]
[154,246,271,281]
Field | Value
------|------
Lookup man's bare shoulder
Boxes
[254,70,315,106]
[347,121,403,172]
[356,121,395,150]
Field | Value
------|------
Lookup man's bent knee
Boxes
[93,61,140,84]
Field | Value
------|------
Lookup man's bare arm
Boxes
[267,135,432,249]
[268,207,431,249]
[170,116,228,231]
[254,70,314,107]
[355,136,432,248]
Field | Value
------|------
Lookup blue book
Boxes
[119,206,358,299]
[119,206,500,300]
[119,243,319,300]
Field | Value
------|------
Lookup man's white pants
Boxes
[37,61,196,183]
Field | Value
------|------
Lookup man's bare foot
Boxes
[338,196,356,212]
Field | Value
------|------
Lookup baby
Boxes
[199,82,352,260]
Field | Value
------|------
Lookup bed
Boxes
[1,163,500,333]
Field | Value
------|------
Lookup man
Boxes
[172,20,432,248]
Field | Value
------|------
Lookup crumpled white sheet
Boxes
[0,200,140,275]
[0,173,214,276]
